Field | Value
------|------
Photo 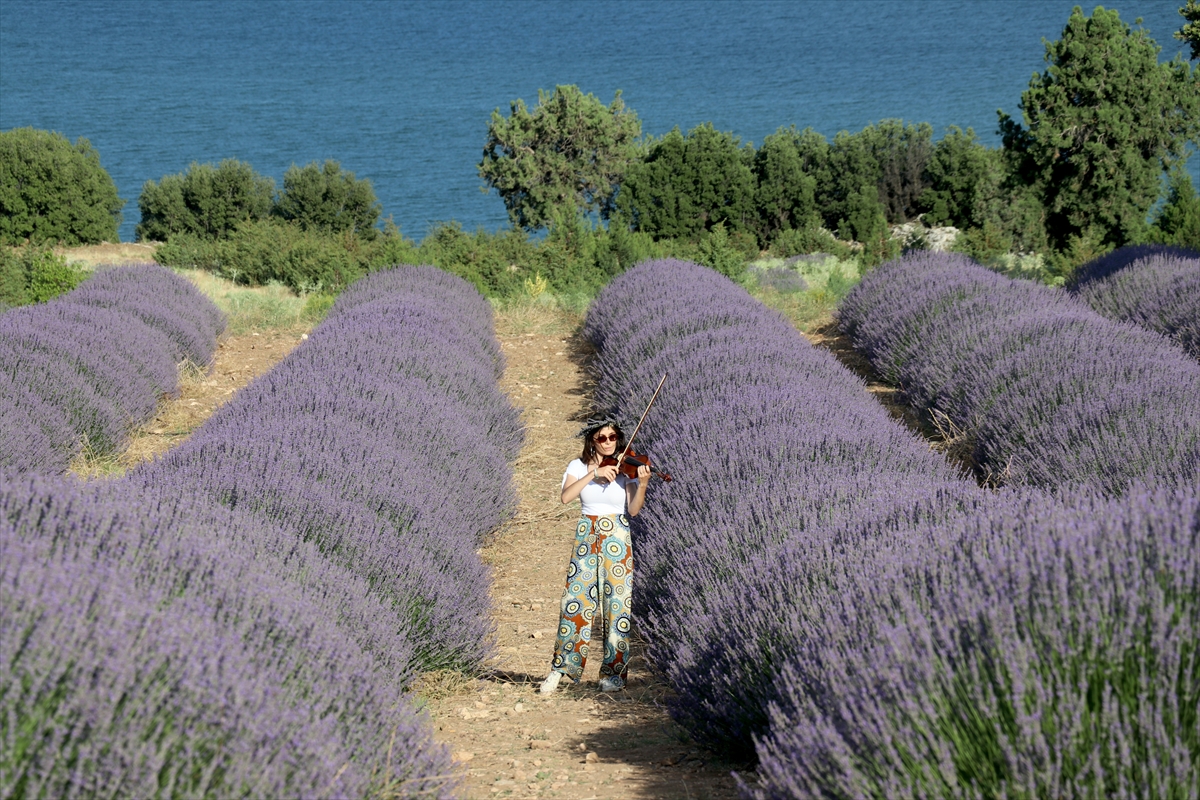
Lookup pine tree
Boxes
[999,6,1200,251]
[479,85,640,231]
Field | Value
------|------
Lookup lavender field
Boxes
[0,264,225,473]
[1068,245,1200,361]
[838,250,1200,494]
[2,265,519,797]
[3,252,1198,797]
[585,259,1199,797]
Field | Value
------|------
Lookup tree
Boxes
[1150,168,1200,248]
[0,128,123,245]
[274,160,381,239]
[136,159,274,241]
[919,126,1002,229]
[479,85,641,230]
[999,6,1200,251]
[753,127,820,243]
[617,123,756,241]
[1178,0,1200,59]
[817,120,933,229]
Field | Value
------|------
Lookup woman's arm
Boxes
[561,462,619,504]
[626,464,651,516]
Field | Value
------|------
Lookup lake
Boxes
[0,0,1191,242]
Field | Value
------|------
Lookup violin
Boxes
[600,448,672,482]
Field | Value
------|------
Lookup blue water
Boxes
[1,0,1191,243]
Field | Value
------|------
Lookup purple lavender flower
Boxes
[837,251,1200,493]
[1071,246,1200,360]
[129,265,522,672]
[749,485,1199,798]
[1,471,458,799]
[583,259,978,758]
[0,264,224,473]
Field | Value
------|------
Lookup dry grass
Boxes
[412,670,480,702]
[54,241,159,270]
[181,268,329,334]
[491,294,587,338]
[927,408,982,479]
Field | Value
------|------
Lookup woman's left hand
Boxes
[636,464,651,484]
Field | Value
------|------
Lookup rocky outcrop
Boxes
[891,219,959,252]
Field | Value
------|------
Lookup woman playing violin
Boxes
[539,416,651,694]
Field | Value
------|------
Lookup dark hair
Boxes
[580,423,626,464]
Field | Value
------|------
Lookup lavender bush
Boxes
[584,258,1198,792]
[1071,246,1200,359]
[1,472,457,799]
[67,263,227,366]
[583,259,976,758]
[749,485,1199,798]
[1067,243,1198,288]
[130,265,522,672]
[0,264,225,473]
[837,251,1200,494]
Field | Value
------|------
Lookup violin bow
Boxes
[615,372,667,466]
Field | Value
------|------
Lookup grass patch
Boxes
[745,254,863,332]
[68,433,128,479]
[411,670,478,703]
[178,268,332,333]
[491,291,589,337]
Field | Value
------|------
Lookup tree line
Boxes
[481,6,1199,275]
[2,4,1198,295]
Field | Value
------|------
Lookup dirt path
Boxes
[424,313,743,799]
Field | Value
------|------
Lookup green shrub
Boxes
[274,160,381,239]
[769,225,854,260]
[918,127,1001,229]
[479,85,641,230]
[820,121,932,228]
[837,184,899,268]
[412,221,529,297]
[998,6,1199,251]
[952,219,1013,264]
[0,249,24,307]
[0,128,123,245]
[1147,169,1200,249]
[155,217,414,293]
[136,159,274,242]
[693,222,755,279]
[753,127,821,244]
[302,292,337,322]
[412,216,680,298]
[0,245,86,306]
[617,123,757,241]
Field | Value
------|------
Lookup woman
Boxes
[539,416,650,694]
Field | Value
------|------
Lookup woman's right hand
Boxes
[594,462,619,483]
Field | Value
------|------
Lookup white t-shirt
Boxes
[562,458,631,516]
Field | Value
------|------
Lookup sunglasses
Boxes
[592,433,618,444]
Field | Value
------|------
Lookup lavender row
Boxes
[130,265,523,672]
[748,484,1199,798]
[0,263,225,473]
[1,472,456,799]
[1070,245,1200,360]
[583,259,976,759]
[2,265,515,796]
[837,251,1200,494]
[585,259,1198,795]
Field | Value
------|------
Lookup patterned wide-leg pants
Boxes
[550,513,634,682]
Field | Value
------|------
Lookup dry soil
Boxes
[421,313,745,800]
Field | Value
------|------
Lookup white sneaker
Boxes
[598,674,625,693]
[539,670,563,695]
